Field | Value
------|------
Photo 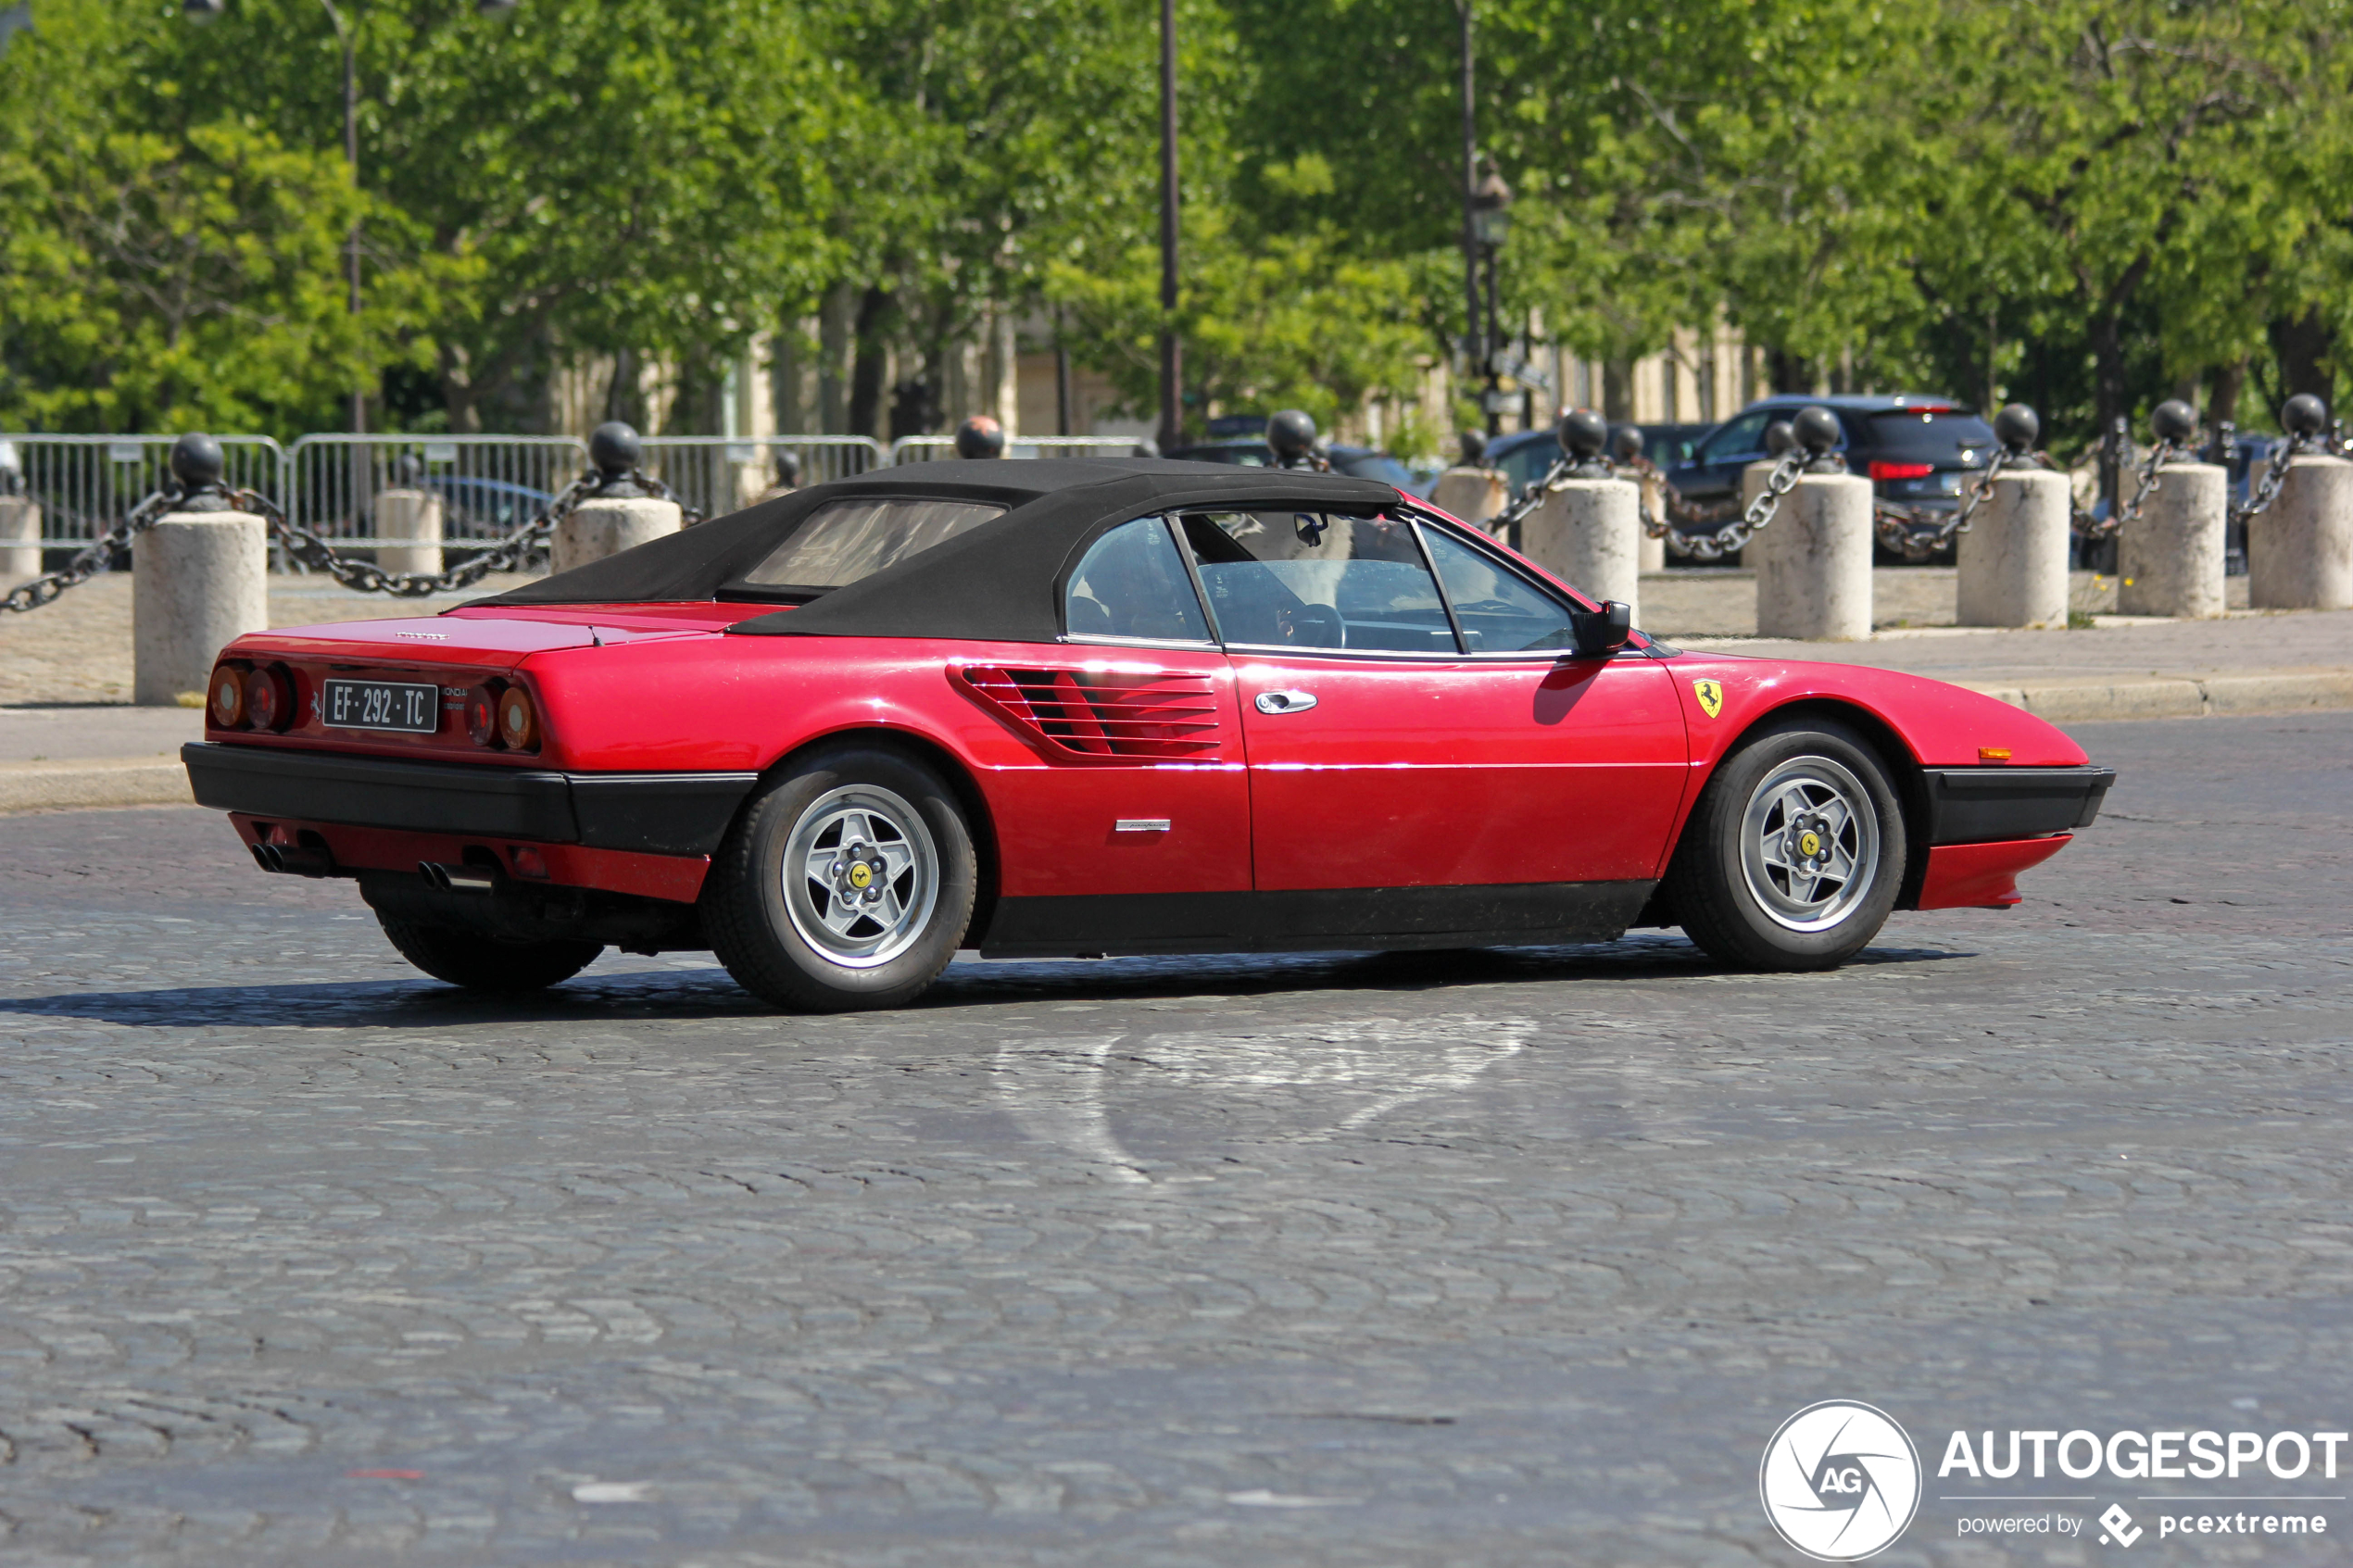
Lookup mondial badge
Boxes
[1693,678,1725,719]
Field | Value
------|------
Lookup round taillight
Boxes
[243,665,294,732]
[497,684,539,751]
[208,664,248,728]
[465,684,501,746]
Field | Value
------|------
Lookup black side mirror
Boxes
[1567,599,1632,659]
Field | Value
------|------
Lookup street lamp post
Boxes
[1155,0,1181,454]
[1459,1,1478,401]
[185,0,517,435]
[1470,160,1513,438]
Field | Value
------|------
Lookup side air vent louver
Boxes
[954,666,1221,759]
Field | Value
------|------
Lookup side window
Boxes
[1698,409,1770,463]
[1174,510,1456,654]
[1418,525,1579,653]
[1063,517,1213,643]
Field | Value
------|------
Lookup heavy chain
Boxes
[1494,456,1577,534]
[0,485,181,612]
[2229,431,2309,528]
[239,469,699,597]
[1873,447,2015,554]
[2076,437,2186,540]
[1666,448,1806,562]
[4,467,704,609]
[235,473,596,596]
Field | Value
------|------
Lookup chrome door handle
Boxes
[1254,689,1318,715]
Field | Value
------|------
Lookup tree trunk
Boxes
[849,286,893,440]
[1767,347,1812,395]
[1601,358,1632,421]
[2268,310,2334,409]
[2089,306,2129,510]
[2208,359,2246,428]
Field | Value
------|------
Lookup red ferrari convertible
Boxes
[184,458,2111,1010]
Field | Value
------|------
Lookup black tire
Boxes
[378,917,602,991]
[703,745,977,1011]
[1663,716,1907,971]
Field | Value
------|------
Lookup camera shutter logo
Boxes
[1759,1400,1922,1561]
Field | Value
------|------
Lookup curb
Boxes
[1962,668,2353,723]
[0,757,193,815]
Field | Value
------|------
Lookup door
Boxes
[968,515,1255,955]
[1173,507,1689,934]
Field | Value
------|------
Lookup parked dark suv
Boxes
[1669,395,2000,562]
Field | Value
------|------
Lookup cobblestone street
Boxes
[1,711,2348,1565]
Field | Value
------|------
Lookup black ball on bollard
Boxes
[1993,403,2041,454]
[1793,405,1842,457]
[2151,399,2198,445]
[1458,428,1489,466]
[1610,425,1646,463]
[170,432,225,490]
[953,415,1006,459]
[590,420,642,477]
[2284,393,2330,437]
[1763,419,1797,458]
[1267,409,1318,460]
[1556,408,1608,460]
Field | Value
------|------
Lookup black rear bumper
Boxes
[1920,765,2115,845]
[182,742,758,857]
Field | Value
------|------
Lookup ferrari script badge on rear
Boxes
[1693,679,1725,719]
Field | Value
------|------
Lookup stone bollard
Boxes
[1754,472,1872,639]
[1428,467,1509,531]
[1750,411,1871,640]
[549,420,684,575]
[2119,461,2228,619]
[1521,477,1641,623]
[2249,454,2353,610]
[551,495,681,574]
[0,494,39,584]
[133,434,270,706]
[1634,470,1667,571]
[372,487,444,577]
[1957,470,2071,628]
[135,511,269,705]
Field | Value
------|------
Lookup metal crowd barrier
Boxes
[887,434,1147,464]
[282,434,590,548]
[638,435,885,518]
[2,433,283,546]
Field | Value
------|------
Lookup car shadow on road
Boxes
[0,935,1971,1030]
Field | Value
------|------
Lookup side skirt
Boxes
[977,880,1655,959]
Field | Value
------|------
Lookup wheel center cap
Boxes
[1798,830,1822,859]
[848,862,874,890]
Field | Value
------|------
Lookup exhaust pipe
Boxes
[254,840,336,877]
[419,861,497,894]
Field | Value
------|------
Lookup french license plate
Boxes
[322,679,440,734]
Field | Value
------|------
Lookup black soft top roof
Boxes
[470,458,1401,644]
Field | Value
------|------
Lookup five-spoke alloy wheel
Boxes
[706,746,976,1010]
[1665,717,1907,970]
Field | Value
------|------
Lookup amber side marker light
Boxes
[208,664,248,728]
[497,684,540,751]
[1978,746,2013,763]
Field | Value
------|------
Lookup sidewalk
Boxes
[0,567,2346,812]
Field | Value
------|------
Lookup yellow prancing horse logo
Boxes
[1692,678,1725,719]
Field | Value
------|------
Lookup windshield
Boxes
[736,496,1006,592]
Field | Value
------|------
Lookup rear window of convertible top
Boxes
[728,496,1007,597]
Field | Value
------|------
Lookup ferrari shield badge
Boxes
[1692,678,1725,719]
